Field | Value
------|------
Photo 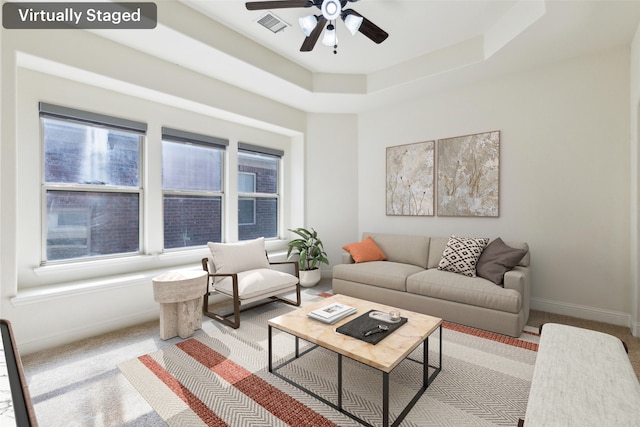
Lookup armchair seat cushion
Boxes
[215,268,299,300]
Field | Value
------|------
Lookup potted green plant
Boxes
[286,227,329,287]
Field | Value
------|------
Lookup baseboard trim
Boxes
[19,309,158,355]
[530,297,631,328]
[632,320,640,337]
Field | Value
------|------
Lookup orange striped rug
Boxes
[119,306,539,427]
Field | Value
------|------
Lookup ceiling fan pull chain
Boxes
[333,20,338,54]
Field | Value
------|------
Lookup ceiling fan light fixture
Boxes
[321,23,337,47]
[321,0,341,20]
[298,14,318,36]
[343,13,363,36]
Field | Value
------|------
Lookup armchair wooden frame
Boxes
[201,256,301,329]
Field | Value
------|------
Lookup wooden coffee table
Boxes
[268,294,442,427]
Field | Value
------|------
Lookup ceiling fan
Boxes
[245,0,389,53]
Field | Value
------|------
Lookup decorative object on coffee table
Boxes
[307,301,356,324]
[336,309,408,344]
[286,227,329,287]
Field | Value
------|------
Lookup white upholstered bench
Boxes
[521,323,640,426]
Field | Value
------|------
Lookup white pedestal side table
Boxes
[152,270,207,340]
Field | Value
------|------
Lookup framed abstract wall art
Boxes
[436,130,500,217]
[386,140,435,216]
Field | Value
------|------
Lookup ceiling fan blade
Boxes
[246,0,312,11]
[345,9,388,44]
[300,16,326,52]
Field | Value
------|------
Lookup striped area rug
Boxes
[119,303,539,426]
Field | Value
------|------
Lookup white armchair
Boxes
[202,237,301,328]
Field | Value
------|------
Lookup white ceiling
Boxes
[92,0,640,115]
[185,0,519,74]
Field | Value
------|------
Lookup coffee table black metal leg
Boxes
[383,372,390,427]
[439,323,442,372]
[426,323,443,387]
[268,325,273,373]
[424,336,428,387]
[338,354,343,409]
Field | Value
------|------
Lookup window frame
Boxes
[161,127,228,251]
[39,103,146,265]
[238,171,256,193]
[237,143,283,241]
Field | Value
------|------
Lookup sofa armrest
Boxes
[341,252,355,264]
[504,266,530,318]
[503,266,527,292]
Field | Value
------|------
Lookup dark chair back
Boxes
[1,319,38,426]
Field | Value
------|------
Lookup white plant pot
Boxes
[299,269,321,287]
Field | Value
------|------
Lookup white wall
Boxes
[305,113,359,274]
[630,22,640,336]
[1,28,306,353]
[356,48,632,326]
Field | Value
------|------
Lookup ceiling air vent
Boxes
[256,11,290,34]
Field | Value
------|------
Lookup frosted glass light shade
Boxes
[344,14,363,35]
[299,15,318,36]
[321,25,337,46]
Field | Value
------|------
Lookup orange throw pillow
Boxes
[342,237,387,263]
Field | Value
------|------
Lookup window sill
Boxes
[14,263,202,307]
[34,254,157,278]
[18,241,289,306]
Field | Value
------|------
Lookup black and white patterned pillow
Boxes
[438,235,490,277]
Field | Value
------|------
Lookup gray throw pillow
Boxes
[476,238,527,285]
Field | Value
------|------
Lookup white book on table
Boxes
[308,302,356,324]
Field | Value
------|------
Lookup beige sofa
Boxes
[332,232,530,337]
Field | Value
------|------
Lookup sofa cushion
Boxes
[333,261,424,292]
[476,238,528,285]
[438,236,489,277]
[364,233,430,268]
[407,269,521,313]
[342,236,387,263]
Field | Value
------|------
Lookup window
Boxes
[238,144,282,240]
[238,172,256,225]
[162,127,227,249]
[238,198,256,225]
[238,172,256,193]
[40,103,145,262]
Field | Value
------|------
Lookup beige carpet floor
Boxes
[10,279,640,426]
